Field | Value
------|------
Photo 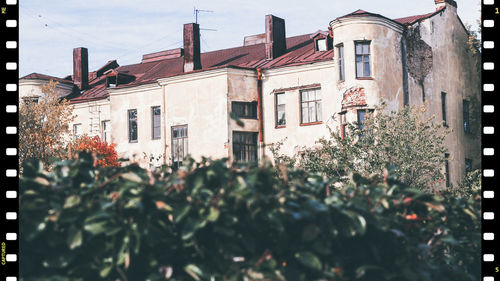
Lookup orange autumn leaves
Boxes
[72,135,121,167]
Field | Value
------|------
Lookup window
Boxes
[316,38,327,51]
[232,102,257,119]
[22,96,39,104]
[339,112,347,139]
[465,158,472,174]
[463,99,470,133]
[101,120,110,143]
[441,92,447,127]
[444,153,450,187]
[337,44,345,81]
[233,131,258,162]
[152,106,161,139]
[300,88,322,124]
[355,41,371,78]
[128,109,138,142]
[275,93,286,127]
[357,109,366,130]
[73,124,82,140]
[172,125,188,169]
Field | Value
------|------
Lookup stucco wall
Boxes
[72,100,111,140]
[160,69,231,164]
[406,5,481,186]
[108,84,164,167]
[262,62,336,157]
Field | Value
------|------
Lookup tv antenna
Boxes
[194,7,214,24]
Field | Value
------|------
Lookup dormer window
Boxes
[316,38,327,51]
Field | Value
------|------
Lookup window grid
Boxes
[355,42,371,78]
[152,106,161,139]
[172,125,188,169]
[128,109,138,142]
[73,124,82,140]
[463,99,470,134]
[275,93,286,127]
[441,92,447,127]
[337,44,345,81]
[101,120,110,143]
[444,153,450,187]
[233,132,258,163]
[339,112,347,139]
[232,101,257,119]
[465,158,472,174]
[300,88,322,124]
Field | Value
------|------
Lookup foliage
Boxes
[70,135,121,167]
[446,169,481,198]
[20,155,479,281]
[274,104,450,192]
[19,80,74,170]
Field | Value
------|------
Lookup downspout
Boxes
[161,83,167,165]
[256,68,265,159]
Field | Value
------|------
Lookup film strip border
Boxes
[482,0,499,280]
[1,0,18,280]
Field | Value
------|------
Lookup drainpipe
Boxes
[256,68,265,158]
[161,83,167,165]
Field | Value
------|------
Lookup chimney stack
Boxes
[265,15,286,60]
[73,47,89,90]
[434,0,457,10]
[183,23,202,72]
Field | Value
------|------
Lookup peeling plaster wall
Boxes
[227,70,259,161]
[406,5,481,187]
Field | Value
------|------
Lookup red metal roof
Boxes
[20,73,74,85]
[22,6,444,104]
[394,7,445,25]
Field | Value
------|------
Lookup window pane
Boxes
[316,101,322,122]
[362,43,369,54]
[364,60,371,77]
[302,106,309,123]
[355,43,362,54]
[301,91,309,102]
[356,61,363,77]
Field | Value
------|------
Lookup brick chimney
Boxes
[265,15,286,60]
[73,47,89,90]
[434,0,457,10]
[183,23,202,72]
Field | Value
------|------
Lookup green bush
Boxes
[20,153,480,281]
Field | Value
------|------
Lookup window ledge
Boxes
[300,121,323,127]
[275,125,286,129]
[356,77,374,80]
[129,140,138,143]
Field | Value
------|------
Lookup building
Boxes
[20,0,480,186]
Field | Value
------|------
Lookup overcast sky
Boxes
[19,0,481,78]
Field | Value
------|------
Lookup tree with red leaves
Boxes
[71,135,121,167]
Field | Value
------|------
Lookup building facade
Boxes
[20,0,480,186]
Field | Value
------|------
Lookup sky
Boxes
[19,0,481,78]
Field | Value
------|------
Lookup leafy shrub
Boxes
[20,154,479,281]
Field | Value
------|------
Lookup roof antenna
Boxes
[194,7,214,24]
